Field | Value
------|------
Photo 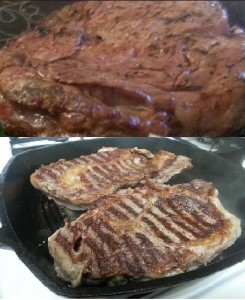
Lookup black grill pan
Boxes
[0,137,245,298]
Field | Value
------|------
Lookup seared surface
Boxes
[30,147,192,209]
[0,1,245,136]
[48,179,241,287]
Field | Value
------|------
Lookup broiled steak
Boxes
[0,1,245,136]
[48,179,241,287]
[30,147,192,209]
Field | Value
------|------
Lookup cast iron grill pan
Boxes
[0,1,245,137]
[0,138,245,298]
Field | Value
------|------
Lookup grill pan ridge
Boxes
[0,137,245,298]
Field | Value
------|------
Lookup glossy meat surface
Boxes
[0,1,245,136]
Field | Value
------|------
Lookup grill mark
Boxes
[84,156,107,165]
[176,197,219,225]
[144,212,182,243]
[113,161,129,174]
[122,234,147,273]
[96,151,110,160]
[35,171,49,182]
[142,216,174,244]
[42,168,60,179]
[129,234,158,269]
[86,171,104,186]
[89,219,133,274]
[83,236,108,275]
[38,166,57,175]
[126,195,146,212]
[194,208,218,225]
[128,192,147,208]
[169,198,218,228]
[119,201,140,217]
[119,159,137,172]
[90,154,107,163]
[103,163,117,173]
[53,167,66,175]
[167,200,211,235]
[62,161,75,167]
[155,205,202,238]
[127,232,164,270]
[135,232,165,262]
[89,220,119,252]
[114,249,134,275]
[88,245,101,274]
[84,172,101,190]
[93,230,124,272]
[122,197,144,214]
[92,165,111,180]
[55,164,68,171]
[111,202,137,218]
[135,232,155,247]
[77,172,91,184]
[34,169,45,181]
[87,168,104,183]
[150,210,190,242]
[133,189,159,210]
[74,156,91,164]
[94,220,139,274]
[98,218,117,235]
[106,206,130,220]
[108,163,121,173]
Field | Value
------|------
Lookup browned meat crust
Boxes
[48,179,241,287]
[0,1,244,136]
[30,147,192,209]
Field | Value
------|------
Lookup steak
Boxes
[0,1,245,136]
[48,179,241,287]
[30,147,192,209]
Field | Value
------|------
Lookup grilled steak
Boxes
[48,179,241,287]
[0,1,245,136]
[30,147,192,209]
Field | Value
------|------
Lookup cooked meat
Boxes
[48,179,241,287]
[0,1,245,136]
[30,147,192,209]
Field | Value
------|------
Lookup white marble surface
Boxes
[0,137,245,299]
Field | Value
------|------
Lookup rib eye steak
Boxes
[30,147,192,209]
[48,179,241,287]
[0,1,245,136]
